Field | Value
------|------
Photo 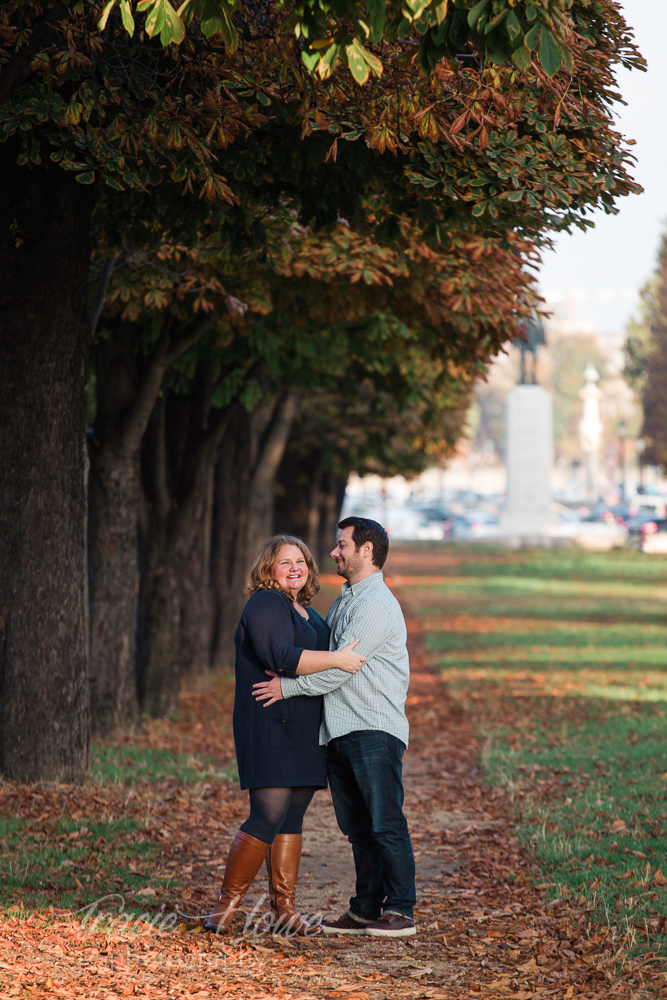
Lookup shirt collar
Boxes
[341,570,383,599]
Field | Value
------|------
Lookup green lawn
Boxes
[406,543,667,961]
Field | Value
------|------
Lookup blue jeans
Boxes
[327,730,416,921]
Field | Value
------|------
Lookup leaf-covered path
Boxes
[0,550,661,999]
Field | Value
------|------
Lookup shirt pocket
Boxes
[268,717,302,748]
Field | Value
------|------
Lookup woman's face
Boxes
[271,544,309,596]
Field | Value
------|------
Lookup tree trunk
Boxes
[316,472,347,567]
[210,393,298,672]
[88,312,216,733]
[137,396,182,718]
[0,147,92,783]
[88,323,144,737]
[245,391,299,558]
[139,381,228,716]
[210,406,254,671]
[179,467,214,695]
[274,449,347,568]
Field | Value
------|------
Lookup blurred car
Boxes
[342,506,446,541]
[449,509,500,540]
[637,517,667,554]
[550,513,628,550]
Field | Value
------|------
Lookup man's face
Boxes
[330,526,363,580]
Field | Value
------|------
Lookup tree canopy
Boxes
[0,0,647,781]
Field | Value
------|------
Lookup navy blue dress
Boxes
[233,589,329,789]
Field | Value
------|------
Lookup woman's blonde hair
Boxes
[246,534,320,606]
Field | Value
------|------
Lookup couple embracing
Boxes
[204,516,416,939]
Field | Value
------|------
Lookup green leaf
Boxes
[352,38,383,78]
[143,0,166,37]
[467,0,490,31]
[75,171,96,185]
[201,5,237,50]
[120,0,134,34]
[506,10,521,46]
[161,1,185,44]
[102,175,125,190]
[525,23,539,51]
[539,28,562,77]
[512,45,531,71]
[526,3,537,21]
[301,48,320,72]
[403,0,431,22]
[97,0,117,31]
[345,43,370,84]
[434,0,448,26]
[367,0,386,43]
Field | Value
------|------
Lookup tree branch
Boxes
[165,310,217,365]
[118,314,173,456]
[118,309,216,456]
[90,257,113,335]
[253,389,300,493]
[171,405,232,553]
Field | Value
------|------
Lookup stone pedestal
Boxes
[501,385,555,539]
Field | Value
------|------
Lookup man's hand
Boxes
[252,671,284,706]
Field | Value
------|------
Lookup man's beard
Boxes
[337,553,362,579]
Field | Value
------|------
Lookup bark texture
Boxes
[88,321,144,737]
[0,147,92,783]
[211,393,299,671]
[139,373,227,717]
[88,312,215,734]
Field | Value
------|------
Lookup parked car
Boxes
[449,509,500,540]
[550,514,628,550]
[342,506,447,541]
[637,517,667,554]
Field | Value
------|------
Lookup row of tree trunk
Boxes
[87,324,312,739]
[0,160,347,782]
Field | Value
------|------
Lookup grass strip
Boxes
[407,543,667,962]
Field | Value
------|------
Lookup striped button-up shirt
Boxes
[280,571,410,746]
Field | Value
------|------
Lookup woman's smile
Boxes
[272,544,308,593]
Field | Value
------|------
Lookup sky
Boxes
[537,1,667,335]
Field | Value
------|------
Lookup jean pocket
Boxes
[268,717,302,748]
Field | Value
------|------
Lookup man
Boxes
[253,517,416,938]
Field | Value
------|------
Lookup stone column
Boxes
[500,384,555,541]
[578,364,603,504]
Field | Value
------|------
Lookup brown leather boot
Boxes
[266,833,320,936]
[204,830,270,934]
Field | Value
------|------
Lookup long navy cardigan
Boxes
[232,589,329,789]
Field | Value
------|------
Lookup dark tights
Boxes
[240,786,317,844]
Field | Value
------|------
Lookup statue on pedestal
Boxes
[517,311,546,385]
[500,314,554,541]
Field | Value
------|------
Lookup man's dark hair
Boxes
[337,517,389,570]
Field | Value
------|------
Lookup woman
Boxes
[205,534,364,936]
